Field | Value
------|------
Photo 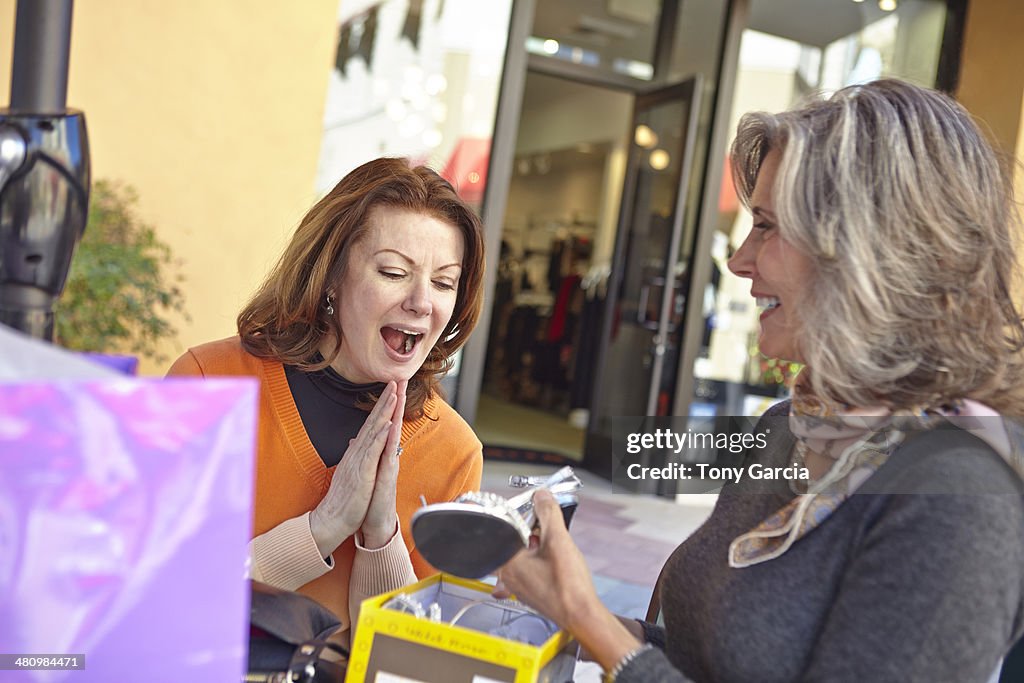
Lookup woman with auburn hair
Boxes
[168,157,485,637]
[496,80,1024,682]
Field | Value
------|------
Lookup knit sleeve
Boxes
[638,619,667,651]
[248,512,334,591]
[615,647,694,683]
[348,524,418,641]
[801,445,1024,681]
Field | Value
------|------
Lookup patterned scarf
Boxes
[729,371,1018,568]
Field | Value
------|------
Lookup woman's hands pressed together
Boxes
[361,379,407,548]
[309,380,407,557]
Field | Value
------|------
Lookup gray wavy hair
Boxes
[730,79,1024,412]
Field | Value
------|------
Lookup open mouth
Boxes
[381,326,423,356]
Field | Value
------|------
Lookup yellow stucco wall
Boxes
[956,0,1024,300]
[957,0,1024,156]
[1018,87,1024,192]
[0,1,339,373]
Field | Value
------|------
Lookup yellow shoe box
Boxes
[345,574,576,683]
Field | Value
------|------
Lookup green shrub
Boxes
[55,179,187,362]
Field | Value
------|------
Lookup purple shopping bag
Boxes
[78,353,139,375]
[0,377,258,683]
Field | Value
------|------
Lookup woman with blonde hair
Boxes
[169,157,486,638]
[497,79,1024,682]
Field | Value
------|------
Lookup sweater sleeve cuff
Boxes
[638,619,667,650]
[350,523,418,599]
[614,645,691,683]
[249,512,334,591]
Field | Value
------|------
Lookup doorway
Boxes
[474,72,633,461]
[465,0,732,471]
[474,69,702,467]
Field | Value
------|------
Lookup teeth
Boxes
[756,296,781,310]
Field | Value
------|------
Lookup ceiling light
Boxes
[878,0,897,10]
[649,149,670,171]
[634,124,658,149]
[542,39,559,55]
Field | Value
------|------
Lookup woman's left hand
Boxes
[359,379,407,549]
[493,489,601,630]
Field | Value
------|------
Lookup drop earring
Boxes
[325,294,335,316]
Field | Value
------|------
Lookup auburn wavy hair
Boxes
[730,79,1024,413]
[237,157,485,417]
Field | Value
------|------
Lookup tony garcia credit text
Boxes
[624,462,810,483]
[622,427,810,482]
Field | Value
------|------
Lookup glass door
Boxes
[583,76,701,479]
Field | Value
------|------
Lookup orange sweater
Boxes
[167,337,482,631]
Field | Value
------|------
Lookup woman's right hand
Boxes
[494,490,642,672]
[309,381,398,557]
[493,490,601,630]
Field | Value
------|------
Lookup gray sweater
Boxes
[619,402,1024,682]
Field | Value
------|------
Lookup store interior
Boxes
[475,73,632,461]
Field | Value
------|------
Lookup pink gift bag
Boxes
[0,377,258,682]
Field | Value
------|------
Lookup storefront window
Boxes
[316,0,513,211]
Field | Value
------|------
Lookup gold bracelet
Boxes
[604,643,653,682]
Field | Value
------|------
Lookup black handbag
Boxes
[245,581,348,683]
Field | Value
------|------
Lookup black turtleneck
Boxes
[283,355,386,467]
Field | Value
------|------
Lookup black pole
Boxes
[0,0,89,341]
[10,0,74,114]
